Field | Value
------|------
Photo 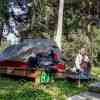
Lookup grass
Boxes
[91,67,100,81]
[0,74,91,100]
[0,76,52,100]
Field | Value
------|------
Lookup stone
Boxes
[89,82,100,93]
[68,92,100,100]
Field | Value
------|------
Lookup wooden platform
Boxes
[0,66,40,78]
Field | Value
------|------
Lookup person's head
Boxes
[79,48,87,56]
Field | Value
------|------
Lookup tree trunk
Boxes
[54,0,64,50]
[30,0,36,31]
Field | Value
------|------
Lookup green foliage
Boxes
[92,67,100,79]
[92,27,100,65]
[0,42,8,52]
[30,0,58,36]
[62,0,100,67]
[0,0,8,21]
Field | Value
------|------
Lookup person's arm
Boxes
[75,55,81,70]
[84,56,90,62]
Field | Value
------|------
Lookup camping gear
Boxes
[0,38,64,78]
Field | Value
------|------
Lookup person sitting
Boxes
[28,52,38,68]
[72,48,91,77]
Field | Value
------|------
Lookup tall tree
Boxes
[54,0,64,50]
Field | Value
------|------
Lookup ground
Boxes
[0,67,99,100]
